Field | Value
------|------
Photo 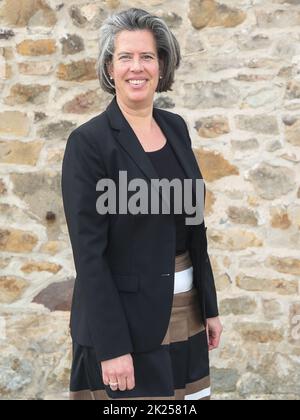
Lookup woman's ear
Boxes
[107,61,113,79]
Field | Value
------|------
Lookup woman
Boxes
[61,7,222,400]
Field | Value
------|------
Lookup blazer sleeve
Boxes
[61,129,134,362]
[177,115,219,319]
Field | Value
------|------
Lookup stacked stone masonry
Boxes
[0,0,299,400]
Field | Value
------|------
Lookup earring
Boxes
[159,76,163,79]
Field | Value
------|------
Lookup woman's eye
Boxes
[119,55,153,60]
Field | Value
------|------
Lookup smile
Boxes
[127,79,148,88]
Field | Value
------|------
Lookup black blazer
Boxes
[61,95,218,363]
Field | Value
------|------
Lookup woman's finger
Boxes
[108,374,119,390]
[118,375,127,391]
[126,374,135,391]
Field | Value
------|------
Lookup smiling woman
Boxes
[63,6,221,402]
[97,9,180,97]
[107,29,162,105]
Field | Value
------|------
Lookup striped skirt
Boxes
[69,250,210,400]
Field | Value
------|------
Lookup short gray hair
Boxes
[97,8,181,95]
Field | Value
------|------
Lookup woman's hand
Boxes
[206,317,223,351]
[101,353,135,391]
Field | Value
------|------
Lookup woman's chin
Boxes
[127,92,152,102]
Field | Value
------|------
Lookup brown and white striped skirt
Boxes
[69,250,210,400]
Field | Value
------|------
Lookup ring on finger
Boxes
[109,381,118,388]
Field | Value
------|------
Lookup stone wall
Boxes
[0,0,299,400]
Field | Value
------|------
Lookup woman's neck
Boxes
[116,96,155,132]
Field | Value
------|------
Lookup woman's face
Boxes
[108,29,161,106]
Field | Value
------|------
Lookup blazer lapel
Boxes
[105,95,201,210]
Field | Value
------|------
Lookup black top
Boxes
[145,140,195,256]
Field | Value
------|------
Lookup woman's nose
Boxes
[130,58,144,71]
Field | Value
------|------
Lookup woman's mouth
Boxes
[127,79,148,89]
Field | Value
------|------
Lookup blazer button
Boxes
[161,273,171,276]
